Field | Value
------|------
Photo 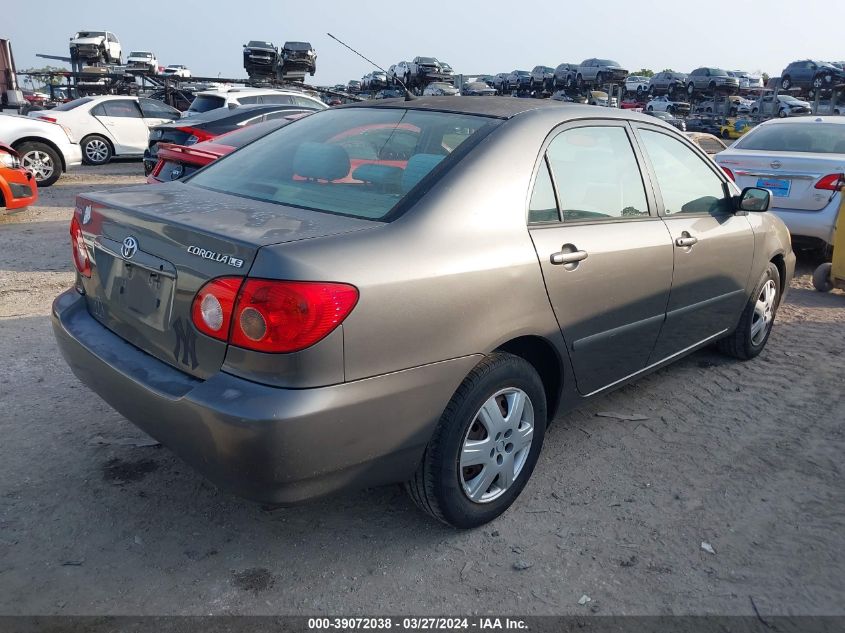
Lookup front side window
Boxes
[189,108,498,220]
[638,129,731,215]
[545,126,648,222]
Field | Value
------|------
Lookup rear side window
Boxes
[188,95,226,113]
[53,97,94,111]
[188,108,498,220]
[545,126,648,221]
[735,123,845,154]
[638,129,731,215]
[101,100,141,118]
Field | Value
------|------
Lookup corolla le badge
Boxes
[187,245,244,268]
[121,236,139,259]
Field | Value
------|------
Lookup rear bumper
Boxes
[64,143,83,168]
[771,193,840,247]
[52,289,479,504]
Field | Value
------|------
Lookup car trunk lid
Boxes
[76,182,379,378]
[717,150,845,210]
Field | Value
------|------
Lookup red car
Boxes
[0,143,38,211]
[147,115,307,184]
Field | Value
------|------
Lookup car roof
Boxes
[196,87,309,97]
[758,116,845,127]
[339,96,657,122]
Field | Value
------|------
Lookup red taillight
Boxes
[69,216,91,277]
[721,166,735,181]
[191,277,243,341]
[177,126,214,144]
[814,173,844,191]
[38,116,57,123]
[230,280,359,353]
[191,278,359,353]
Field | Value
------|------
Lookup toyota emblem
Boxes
[121,236,139,259]
[770,160,782,169]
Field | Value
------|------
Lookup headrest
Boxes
[352,163,403,187]
[401,153,445,192]
[293,142,350,181]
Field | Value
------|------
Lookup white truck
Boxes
[126,51,158,73]
[69,31,122,65]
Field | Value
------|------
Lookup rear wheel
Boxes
[406,353,547,528]
[722,128,731,139]
[781,76,792,90]
[17,141,62,187]
[81,135,113,165]
[718,262,781,360]
[687,82,695,96]
[812,263,833,292]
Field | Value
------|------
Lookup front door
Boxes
[634,125,754,362]
[528,122,674,395]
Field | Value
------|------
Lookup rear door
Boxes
[633,124,754,361]
[93,99,149,154]
[528,121,674,395]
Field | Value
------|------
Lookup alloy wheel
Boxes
[21,150,55,182]
[751,279,777,346]
[459,388,535,504]
[85,139,109,163]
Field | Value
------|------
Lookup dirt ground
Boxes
[0,163,843,616]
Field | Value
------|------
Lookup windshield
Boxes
[187,95,226,114]
[53,97,94,111]
[710,68,729,76]
[417,57,437,64]
[598,60,620,67]
[75,32,105,38]
[285,42,312,50]
[247,41,274,48]
[188,108,499,220]
[736,123,845,153]
[129,52,152,58]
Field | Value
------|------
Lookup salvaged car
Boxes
[53,97,794,528]
[243,41,278,79]
[126,51,158,74]
[0,142,37,211]
[69,30,121,64]
[280,41,317,76]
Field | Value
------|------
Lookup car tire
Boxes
[687,82,695,96]
[778,108,788,118]
[576,74,583,89]
[721,128,731,139]
[647,105,653,112]
[405,352,547,529]
[81,135,113,166]
[596,72,604,86]
[781,76,791,90]
[812,263,833,292]
[16,141,62,187]
[718,262,781,360]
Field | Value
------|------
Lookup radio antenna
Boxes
[327,32,415,101]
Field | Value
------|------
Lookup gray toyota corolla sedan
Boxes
[53,97,795,528]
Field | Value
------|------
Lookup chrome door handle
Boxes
[550,250,588,265]
[675,235,698,247]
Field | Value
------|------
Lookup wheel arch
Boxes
[495,335,563,422]
[770,253,787,297]
[11,136,67,172]
[81,133,115,155]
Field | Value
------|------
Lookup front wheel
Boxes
[17,141,62,187]
[718,262,781,360]
[781,76,792,90]
[687,82,695,96]
[406,353,547,528]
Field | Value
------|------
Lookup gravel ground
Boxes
[0,163,843,616]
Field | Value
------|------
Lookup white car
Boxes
[625,75,650,95]
[69,30,121,64]
[126,51,158,73]
[715,117,845,252]
[183,87,327,117]
[423,82,459,96]
[0,113,82,186]
[162,65,191,78]
[751,94,812,118]
[30,96,180,165]
[645,95,690,115]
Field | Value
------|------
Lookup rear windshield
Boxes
[187,95,226,113]
[188,108,499,220]
[53,97,94,111]
[735,123,845,153]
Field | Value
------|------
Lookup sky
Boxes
[5,0,843,87]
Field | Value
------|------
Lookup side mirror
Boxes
[737,187,771,212]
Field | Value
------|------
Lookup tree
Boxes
[633,68,654,77]
[19,66,68,89]
[761,72,770,84]
[661,69,676,73]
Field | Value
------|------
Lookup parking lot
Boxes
[0,163,843,616]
